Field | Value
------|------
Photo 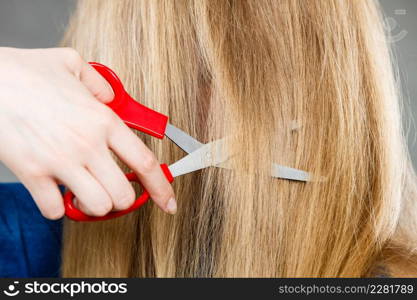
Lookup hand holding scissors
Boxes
[64,62,312,222]
[0,48,178,220]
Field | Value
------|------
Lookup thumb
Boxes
[79,61,114,103]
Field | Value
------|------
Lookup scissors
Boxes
[64,62,312,222]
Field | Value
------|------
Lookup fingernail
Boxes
[166,197,177,215]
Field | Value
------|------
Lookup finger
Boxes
[73,196,123,214]
[108,123,176,214]
[56,167,113,217]
[61,48,114,103]
[79,61,114,103]
[86,149,135,211]
[73,197,94,215]
[22,177,65,220]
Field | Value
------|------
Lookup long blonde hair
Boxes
[61,0,417,277]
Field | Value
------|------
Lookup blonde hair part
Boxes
[61,0,417,277]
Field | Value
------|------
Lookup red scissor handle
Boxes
[89,62,168,138]
[64,62,172,222]
[64,164,174,222]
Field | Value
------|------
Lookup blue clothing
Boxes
[0,183,62,277]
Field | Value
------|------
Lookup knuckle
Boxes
[41,152,65,169]
[70,138,92,158]
[88,200,113,217]
[138,153,158,174]
[60,47,83,72]
[23,163,47,179]
[62,47,82,64]
[94,107,118,130]
[68,134,102,160]
[114,190,135,210]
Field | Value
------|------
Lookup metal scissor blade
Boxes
[168,139,229,177]
[165,124,314,182]
[215,161,312,182]
[165,123,203,154]
[271,164,311,182]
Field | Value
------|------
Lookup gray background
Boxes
[0,0,415,182]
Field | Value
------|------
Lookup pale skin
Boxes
[0,47,176,219]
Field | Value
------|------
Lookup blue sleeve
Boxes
[0,183,62,277]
